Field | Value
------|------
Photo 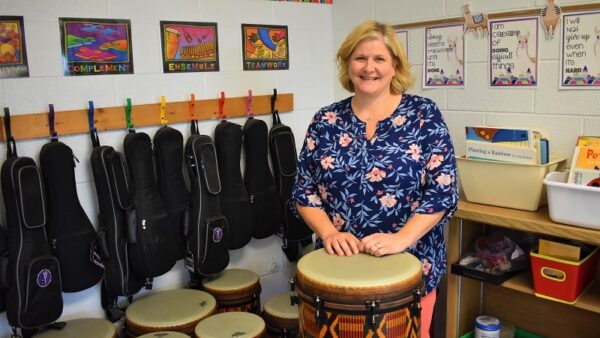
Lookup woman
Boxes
[291,20,458,338]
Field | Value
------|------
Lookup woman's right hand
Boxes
[322,231,362,256]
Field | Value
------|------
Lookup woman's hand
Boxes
[322,232,362,256]
[361,233,405,257]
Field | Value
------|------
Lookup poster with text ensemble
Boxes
[423,24,465,88]
[489,17,539,87]
[160,21,219,73]
[0,16,29,78]
[60,18,133,76]
[560,11,600,89]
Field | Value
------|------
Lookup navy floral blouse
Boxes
[291,94,459,293]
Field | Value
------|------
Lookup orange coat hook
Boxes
[218,91,226,120]
[160,95,168,126]
[189,93,196,121]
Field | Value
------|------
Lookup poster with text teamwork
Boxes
[560,11,600,89]
[60,18,133,76]
[489,17,539,87]
[424,24,464,88]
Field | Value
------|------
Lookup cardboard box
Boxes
[456,157,566,211]
[530,247,599,304]
[538,238,581,262]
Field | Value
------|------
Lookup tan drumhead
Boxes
[201,268,259,291]
[195,312,265,338]
[137,331,190,338]
[263,293,298,320]
[33,318,116,338]
[126,289,216,329]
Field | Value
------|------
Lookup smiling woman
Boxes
[291,20,459,338]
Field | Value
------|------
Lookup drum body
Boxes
[295,249,423,338]
[262,292,299,337]
[195,312,266,338]
[201,268,262,313]
[125,288,217,337]
[33,318,116,338]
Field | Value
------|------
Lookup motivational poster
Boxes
[242,24,289,71]
[0,16,29,78]
[489,17,539,87]
[560,11,600,88]
[424,24,465,88]
[160,21,219,73]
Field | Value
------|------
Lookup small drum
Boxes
[201,268,262,313]
[262,292,299,337]
[33,318,116,338]
[125,288,217,337]
[294,248,423,338]
[195,312,266,338]
[137,331,190,338]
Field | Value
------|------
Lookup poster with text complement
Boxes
[489,17,539,87]
[0,16,29,78]
[160,21,219,73]
[395,29,408,56]
[424,24,464,88]
[560,11,600,89]
[60,18,133,76]
[242,24,288,71]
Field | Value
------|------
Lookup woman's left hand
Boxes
[361,233,404,257]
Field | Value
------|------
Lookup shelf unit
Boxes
[446,201,600,338]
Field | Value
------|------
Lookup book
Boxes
[465,126,531,147]
[567,136,600,186]
[465,140,538,164]
[465,126,550,164]
[571,168,600,187]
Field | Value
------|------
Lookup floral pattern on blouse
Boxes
[291,94,459,293]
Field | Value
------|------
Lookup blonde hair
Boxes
[337,20,414,95]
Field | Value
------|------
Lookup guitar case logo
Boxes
[212,227,224,243]
[36,269,53,288]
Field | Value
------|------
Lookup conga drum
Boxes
[125,288,217,337]
[201,268,262,313]
[294,248,423,338]
[137,332,190,338]
[33,318,116,338]
[262,292,299,337]
[195,312,266,338]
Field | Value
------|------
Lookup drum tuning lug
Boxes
[315,296,324,328]
[365,300,379,331]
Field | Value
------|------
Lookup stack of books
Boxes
[465,126,550,164]
[567,136,600,187]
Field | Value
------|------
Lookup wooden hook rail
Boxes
[392,3,600,30]
[1,93,293,141]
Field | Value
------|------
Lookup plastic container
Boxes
[456,157,566,211]
[474,315,500,338]
[543,171,600,230]
[460,328,542,338]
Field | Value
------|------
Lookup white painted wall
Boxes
[0,0,332,336]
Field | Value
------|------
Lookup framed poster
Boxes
[160,21,219,73]
[560,11,600,88]
[0,16,29,78]
[242,24,289,71]
[489,17,539,87]
[424,24,465,88]
[395,29,408,56]
[59,18,133,76]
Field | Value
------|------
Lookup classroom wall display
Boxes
[160,21,219,73]
[489,17,539,87]
[59,18,133,76]
[395,29,408,56]
[424,24,465,88]
[560,11,600,88]
[0,16,29,78]
[242,24,289,71]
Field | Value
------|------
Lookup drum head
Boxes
[126,289,216,332]
[296,248,422,300]
[137,331,190,338]
[195,312,265,338]
[201,268,260,300]
[263,293,298,320]
[33,318,116,338]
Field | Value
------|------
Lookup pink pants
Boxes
[420,289,437,338]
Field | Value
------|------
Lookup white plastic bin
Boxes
[544,171,600,230]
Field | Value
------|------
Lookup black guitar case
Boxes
[214,121,253,249]
[123,131,179,278]
[0,109,63,335]
[153,126,190,260]
[89,130,144,321]
[243,118,281,239]
[184,122,229,276]
[39,139,103,292]
[269,108,313,261]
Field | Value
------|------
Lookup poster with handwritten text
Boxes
[489,17,538,87]
[395,29,408,56]
[424,24,464,88]
[560,11,600,89]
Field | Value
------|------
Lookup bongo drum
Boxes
[194,312,266,338]
[33,318,116,338]
[262,292,299,337]
[137,331,190,338]
[125,288,217,337]
[294,248,423,338]
[201,268,262,313]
